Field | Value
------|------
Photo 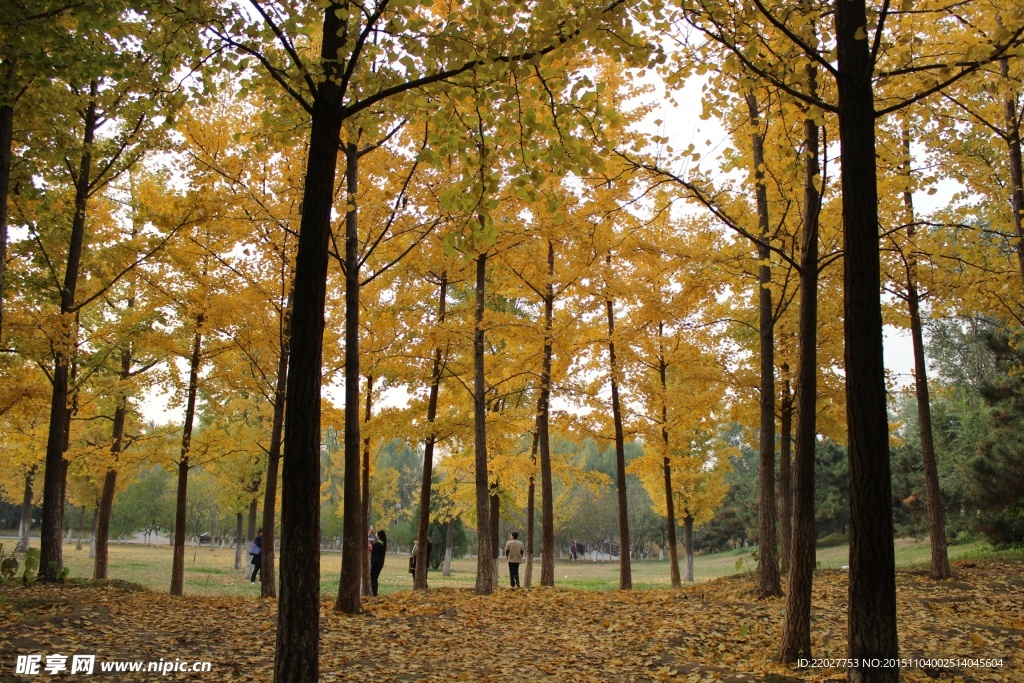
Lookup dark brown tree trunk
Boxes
[95,343,132,580]
[361,374,373,597]
[747,91,781,599]
[170,318,203,596]
[683,514,694,582]
[335,141,363,615]
[900,131,950,580]
[247,500,257,545]
[524,439,536,588]
[538,239,556,587]
[235,513,244,570]
[1002,59,1024,282]
[473,250,495,594]
[40,85,98,582]
[416,275,447,590]
[275,6,346,675]
[17,469,33,552]
[658,323,681,588]
[780,62,822,663]
[778,377,793,575]
[0,103,12,342]
[262,294,290,598]
[836,1,899,678]
[606,292,632,590]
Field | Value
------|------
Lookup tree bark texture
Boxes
[360,374,373,597]
[606,294,632,590]
[1001,59,1024,282]
[336,141,363,614]
[0,103,12,342]
[262,293,291,598]
[658,325,681,589]
[275,6,346,675]
[747,91,781,599]
[95,343,132,580]
[683,514,694,582]
[473,250,495,594]
[780,67,822,663]
[836,1,899,678]
[40,87,98,582]
[538,239,556,587]
[170,319,203,596]
[778,378,793,575]
[415,276,446,590]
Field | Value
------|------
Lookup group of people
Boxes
[244,528,535,593]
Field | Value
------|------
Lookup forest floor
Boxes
[1,560,1020,682]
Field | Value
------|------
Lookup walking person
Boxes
[369,530,387,597]
[249,529,262,585]
[504,531,525,588]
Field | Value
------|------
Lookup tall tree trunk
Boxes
[361,374,373,597]
[1002,58,1024,281]
[524,434,538,588]
[780,60,822,663]
[40,85,98,582]
[275,5,346,675]
[96,342,133,580]
[17,469,34,552]
[747,91,781,599]
[336,141,363,615]
[836,1,899,678]
[538,239,556,587]
[235,512,244,571]
[416,275,447,590]
[0,103,12,343]
[658,323,681,589]
[900,130,950,580]
[490,488,500,590]
[262,294,291,598]
[779,377,793,574]
[683,514,694,582]
[606,291,631,590]
[473,250,495,594]
[170,317,203,596]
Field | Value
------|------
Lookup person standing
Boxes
[504,531,525,588]
[369,530,387,597]
[249,529,262,585]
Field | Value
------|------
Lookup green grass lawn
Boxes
[43,536,995,597]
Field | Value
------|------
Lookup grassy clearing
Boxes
[42,536,995,597]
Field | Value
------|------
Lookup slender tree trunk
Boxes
[360,374,373,597]
[780,61,822,663]
[170,318,203,596]
[683,514,694,582]
[606,290,631,590]
[443,518,453,577]
[0,103,12,343]
[235,513,244,571]
[262,294,290,598]
[538,239,556,587]
[74,505,86,550]
[779,377,793,575]
[40,85,98,582]
[836,2,899,678]
[89,508,97,559]
[746,91,781,599]
[1001,59,1024,282]
[658,323,681,588]
[490,488,500,590]
[416,275,447,590]
[524,435,537,588]
[275,6,346,671]
[473,250,495,594]
[900,130,950,580]
[17,470,33,552]
[336,141,363,615]
[95,330,133,579]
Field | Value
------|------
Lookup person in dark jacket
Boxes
[369,530,387,597]
[249,529,263,585]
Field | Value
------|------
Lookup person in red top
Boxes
[504,531,525,588]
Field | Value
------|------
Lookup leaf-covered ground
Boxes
[1,562,1020,682]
